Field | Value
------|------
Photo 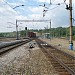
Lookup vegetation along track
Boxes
[35,38,75,75]
[0,39,32,55]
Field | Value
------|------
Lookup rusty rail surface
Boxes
[35,38,75,75]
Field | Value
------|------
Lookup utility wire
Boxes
[49,5,60,10]
[42,0,67,17]
[2,0,23,14]
[63,0,67,5]
[2,0,13,9]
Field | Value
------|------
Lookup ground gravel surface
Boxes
[40,38,75,57]
[0,40,59,75]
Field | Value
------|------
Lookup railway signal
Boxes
[25,27,27,30]
[25,27,28,37]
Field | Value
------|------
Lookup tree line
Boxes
[38,26,75,40]
[0,26,75,40]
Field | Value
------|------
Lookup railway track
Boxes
[0,39,32,55]
[35,39,75,75]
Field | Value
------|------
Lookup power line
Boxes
[13,5,25,9]
[42,0,70,17]
[63,0,67,5]
[49,6,60,10]
[2,0,23,15]
[2,0,13,9]
[64,0,66,2]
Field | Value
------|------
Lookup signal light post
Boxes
[25,27,27,37]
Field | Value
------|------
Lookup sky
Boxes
[0,0,75,32]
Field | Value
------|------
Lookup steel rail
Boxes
[42,41,75,59]
[0,39,32,55]
[36,39,75,75]
[42,46,75,75]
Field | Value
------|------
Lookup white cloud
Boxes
[29,6,43,13]
[36,0,64,4]
[0,0,75,32]
[16,15,27,20]
[0,0,4,2]
[39,0,46,2]
[8,2,25,7]
[37,0,50,3]
[0,7,5,12]
[0,5,20,32]
[29,14,42,19]
[21,0,26,2]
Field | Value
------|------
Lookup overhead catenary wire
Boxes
[63,0,67,5]
[2,0,13,9]
[49,5,60,10]
[2,0,25,15]
[42,0,69,17]
[1,0,26,24]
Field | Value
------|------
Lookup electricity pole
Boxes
[69,0,73,50]
[16,20,18,40]
[49,19,51,40]
[66,0,73,49]
[50,0,52,5]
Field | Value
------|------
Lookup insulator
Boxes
[44,4,45,7]
[58,3,60,5]
[66,5,69,10]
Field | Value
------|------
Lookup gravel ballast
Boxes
[0,40,59,75]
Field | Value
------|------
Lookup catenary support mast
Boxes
[69,0,73,50]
